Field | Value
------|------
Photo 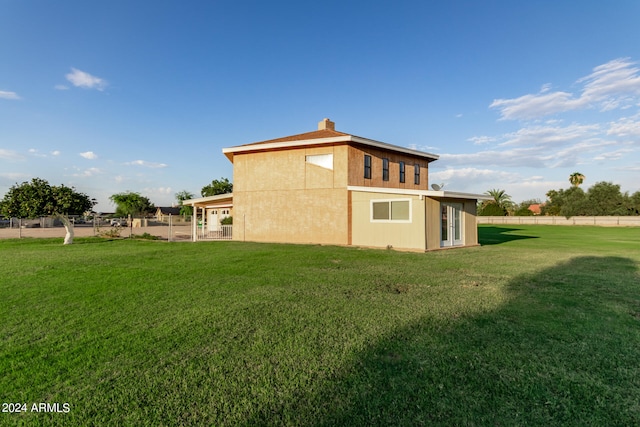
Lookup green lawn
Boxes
[1,225,639,426]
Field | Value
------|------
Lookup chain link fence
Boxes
[0,215,196,241]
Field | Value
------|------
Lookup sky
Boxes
[2,0,640,212]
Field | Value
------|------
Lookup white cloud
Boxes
[79,151,98,160]
[72,167,103,177]
[28,148,47,158]
[593,148,635,161]
[125,160,168,168]
[0,91,20,100]
[407,143,439,152]
[500,123,600,147]
[65,68,108,91]
[607,114,640,138]
[490,90,580,121]
[577,58,640,108]
[467,135,496,145]
[145,186,173,195]
[431,167,521,184]
[0,172,30,181]
[54,84,69,91]
[0,149,24,161]
[51,150,61,156]
[491,58,640,120]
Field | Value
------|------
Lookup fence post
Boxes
[168,214,172,242]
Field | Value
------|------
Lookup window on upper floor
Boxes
[382,158,389,181]
[414,163,420,185]
[305,153,333,170]
[399,161,405,183]
[364,155,372,179]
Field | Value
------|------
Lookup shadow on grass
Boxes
[250,256,640,426]
[478,225,539,245]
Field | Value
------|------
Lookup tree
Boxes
[109,192,155,217]
[0,178,95,244]
[543,186,587,218]
[201,178,233,197]
[569,172,585,187]
[585,182,627,216]
[513,199,542,216]
[478,201,508,216]
[479,188,513,216]
[543,181,638,217]
[630,191,640,215]
[175,190,194,216]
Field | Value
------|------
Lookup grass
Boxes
[1,225,639,426]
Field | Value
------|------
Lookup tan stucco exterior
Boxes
[186,119,488,250]
[351,191,426,250]
[232,145,349,245]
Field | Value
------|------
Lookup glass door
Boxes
[441,203,463,247]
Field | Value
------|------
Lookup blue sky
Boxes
[2,1,640,212]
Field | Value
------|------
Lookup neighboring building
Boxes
[527,203,543,215]
[154,207,182,222]
[184,119,489,251]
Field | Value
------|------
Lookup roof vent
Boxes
[318,118,335,131]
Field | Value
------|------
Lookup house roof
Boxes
[182,193,233,209]
[156,207,181,215]
[251,128,350,144]
[222,119,440,163]
[528,203,543,214]
[347,186,492,201]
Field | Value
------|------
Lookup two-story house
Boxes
[184,119,488,251]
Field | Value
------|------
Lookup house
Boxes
[154,206,182,222]
[184,119,489,251]
[527,203,543,215]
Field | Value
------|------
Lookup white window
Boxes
[370,199,411,223]
[305,153,333,170]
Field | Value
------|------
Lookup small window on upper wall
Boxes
[399,161,405,183]
[364,155,372,179]
[382,158,389,181]
[414,163,420,185]
[305,153,333,170]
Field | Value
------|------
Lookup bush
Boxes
[98,226,122,238]
[221,216,233,225]
[478,203,506,216]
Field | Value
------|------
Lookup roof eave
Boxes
[222,135,440,162]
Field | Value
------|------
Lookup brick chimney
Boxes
[318,118,335,131]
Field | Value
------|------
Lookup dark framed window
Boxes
[364,155,372,179]
[399,161,405,183]
[382,158,389,181]
[414,163,420,185]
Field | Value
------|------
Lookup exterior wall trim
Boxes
[347,185,489,200]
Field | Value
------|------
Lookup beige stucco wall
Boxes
[425,197,441,250]
[232,145,349,245]
[350,191,426,250]
[462,200,478,247]
[233,145,349,192]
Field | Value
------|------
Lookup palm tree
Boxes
[484,188,514,214]
[569,172,585,187]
